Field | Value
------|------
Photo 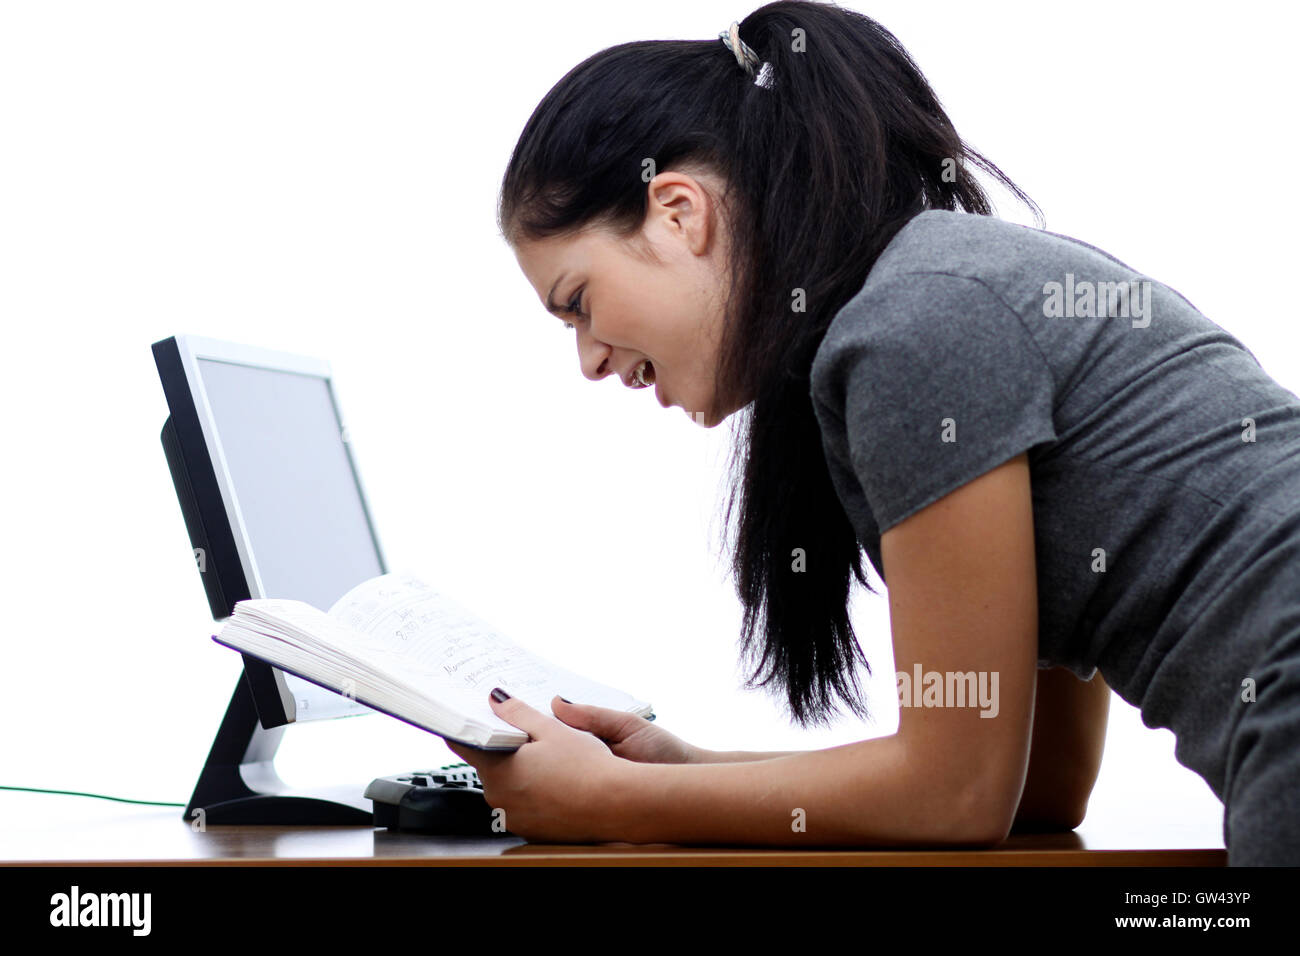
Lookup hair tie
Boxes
[719,21,773,88]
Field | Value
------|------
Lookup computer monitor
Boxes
[153,334,387,729]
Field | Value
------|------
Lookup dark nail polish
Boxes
[559,697,573,704]
[490,687,511,702]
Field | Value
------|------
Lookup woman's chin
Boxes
[681,404,715,427]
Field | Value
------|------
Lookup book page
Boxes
[233,597,498,723]
[325,573,647,726]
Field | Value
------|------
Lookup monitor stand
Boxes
[158,411,373,826]
[185,673,374,826]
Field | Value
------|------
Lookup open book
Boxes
[212,572,653,750]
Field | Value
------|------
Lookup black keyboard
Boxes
[364,763,507,835]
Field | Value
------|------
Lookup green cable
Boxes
[0,786,185,807]
[0,762,474,807]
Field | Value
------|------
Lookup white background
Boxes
[2,0,1295,844]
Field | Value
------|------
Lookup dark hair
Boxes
[497,0,1041,727]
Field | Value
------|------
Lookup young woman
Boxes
[444,1,1300,865]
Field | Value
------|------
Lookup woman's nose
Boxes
[577,335,613,382]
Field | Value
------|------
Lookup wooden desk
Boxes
[0,789,1225,865]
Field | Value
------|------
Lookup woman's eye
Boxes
[558,288,585,331]
[567,290,586,318]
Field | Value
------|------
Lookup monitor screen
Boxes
[196,358,383,613]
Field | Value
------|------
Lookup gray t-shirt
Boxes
[809,209,1300,801]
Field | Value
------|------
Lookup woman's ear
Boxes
[646,171,714,256]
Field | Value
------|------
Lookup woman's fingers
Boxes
[551,696,640,742]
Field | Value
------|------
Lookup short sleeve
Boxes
[813,271,1058,532]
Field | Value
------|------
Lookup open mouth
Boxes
[633,359,655,388]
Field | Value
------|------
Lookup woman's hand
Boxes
[443,690,640,843]
[551,697,702,764]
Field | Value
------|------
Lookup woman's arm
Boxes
[1010,666,1110,831]
[696,671,1110,834]
[567,453,1042,845]
[692,747,803,762]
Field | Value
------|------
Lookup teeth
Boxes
[633,360,652,388]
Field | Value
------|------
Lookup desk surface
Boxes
[0,790,1225,866]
